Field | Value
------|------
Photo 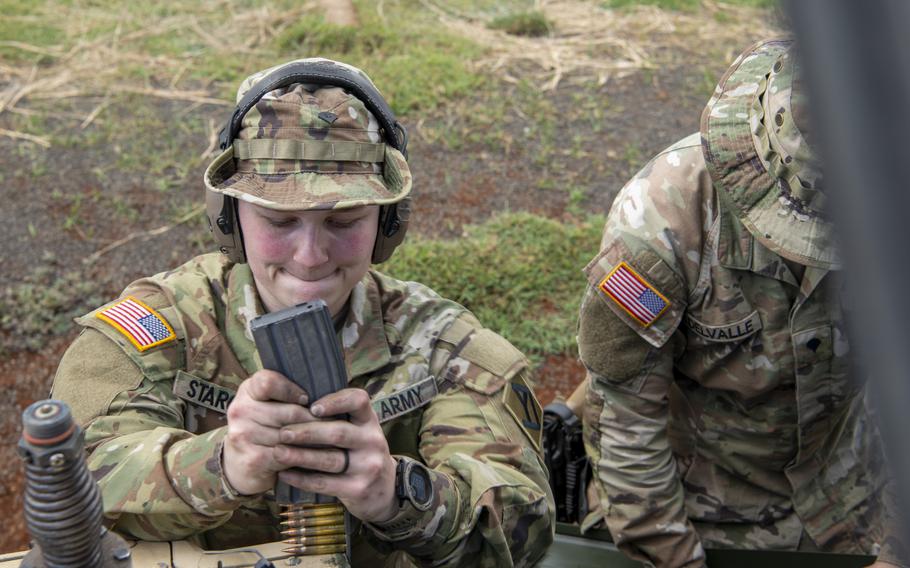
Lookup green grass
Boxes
[0,256,104,353]
[604,0,698,9]
[443,0,535,13]
[3,0,476,109]
[274,2,485,114]
[604,0,776,9]
[384,212,603,360]
[488,11,551,37]
[0,0,66,62]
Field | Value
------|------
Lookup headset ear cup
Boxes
[205,190,246,264]
[372,199,411,264]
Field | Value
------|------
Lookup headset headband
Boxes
[217,61,408,158]
[208,59,412,265]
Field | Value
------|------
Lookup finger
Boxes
[223,434,287,494]
[278,469,356,498]
[279,454,399,522]
[274,445,349,474]
[225,419,282,448]
[279,420,370,449]
[279,469,335,494]
[232,442,284,473]
[228,396,317,429]
[277,453,388,498]
[310,388,375,425]
[242,369,309,405]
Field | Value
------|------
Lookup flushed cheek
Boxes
[354,233,375,255]
[255,235,295,264]
[332,232,374,262]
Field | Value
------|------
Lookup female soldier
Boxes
[51,58,554,567]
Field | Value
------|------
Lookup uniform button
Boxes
[806,338,822,351]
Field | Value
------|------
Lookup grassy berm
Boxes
[0,0,782,552]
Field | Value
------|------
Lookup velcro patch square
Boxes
[96,296,176,351]
[599,261,671,327]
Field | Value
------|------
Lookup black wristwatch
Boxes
[394,457,434,512]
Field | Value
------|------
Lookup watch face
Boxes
[407,463,433,509]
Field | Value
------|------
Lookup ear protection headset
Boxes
[206,60,411,264]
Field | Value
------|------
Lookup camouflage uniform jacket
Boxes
[51,252,554,567]
[578,134,897,567]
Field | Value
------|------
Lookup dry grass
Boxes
[0,0,781,145]
[0,2,321,145]
[419,0,781,90]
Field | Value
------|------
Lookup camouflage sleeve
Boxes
[364,315,555,567]
[579,285,705,568]
[577,138,714,567]
[50,327,253,540]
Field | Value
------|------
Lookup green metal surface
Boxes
[539,531,639,567]
[540,523,876,568]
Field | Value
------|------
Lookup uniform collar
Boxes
[225,265,391,380]
[717,202,753,271]
[338,272,392,379]
[798,265,829,302]
[718,205,801,288]
[226,262,266,375]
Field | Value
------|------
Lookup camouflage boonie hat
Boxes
[702,39,838,269]
[204,58,411,211]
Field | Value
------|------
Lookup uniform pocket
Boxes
[792,325,833,369]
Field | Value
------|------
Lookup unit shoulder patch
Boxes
[96,295,176,351]
[503,374,542,451]
[599,261,671,327]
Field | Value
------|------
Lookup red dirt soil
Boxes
[0,335,74,553]
[535,354,587,407]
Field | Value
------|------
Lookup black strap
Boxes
[544,401,579,426]
[218,61,407,157]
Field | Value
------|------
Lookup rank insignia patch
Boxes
[96,296,176,351]
[599,261,670,327]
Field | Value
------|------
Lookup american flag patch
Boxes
[96,296,176,351]
[599,261,671,327]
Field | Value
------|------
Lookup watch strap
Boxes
[367,457,457,542]
[395,457,408,503]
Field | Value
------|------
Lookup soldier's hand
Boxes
[276,387,399,523]
[223,369,313,496]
